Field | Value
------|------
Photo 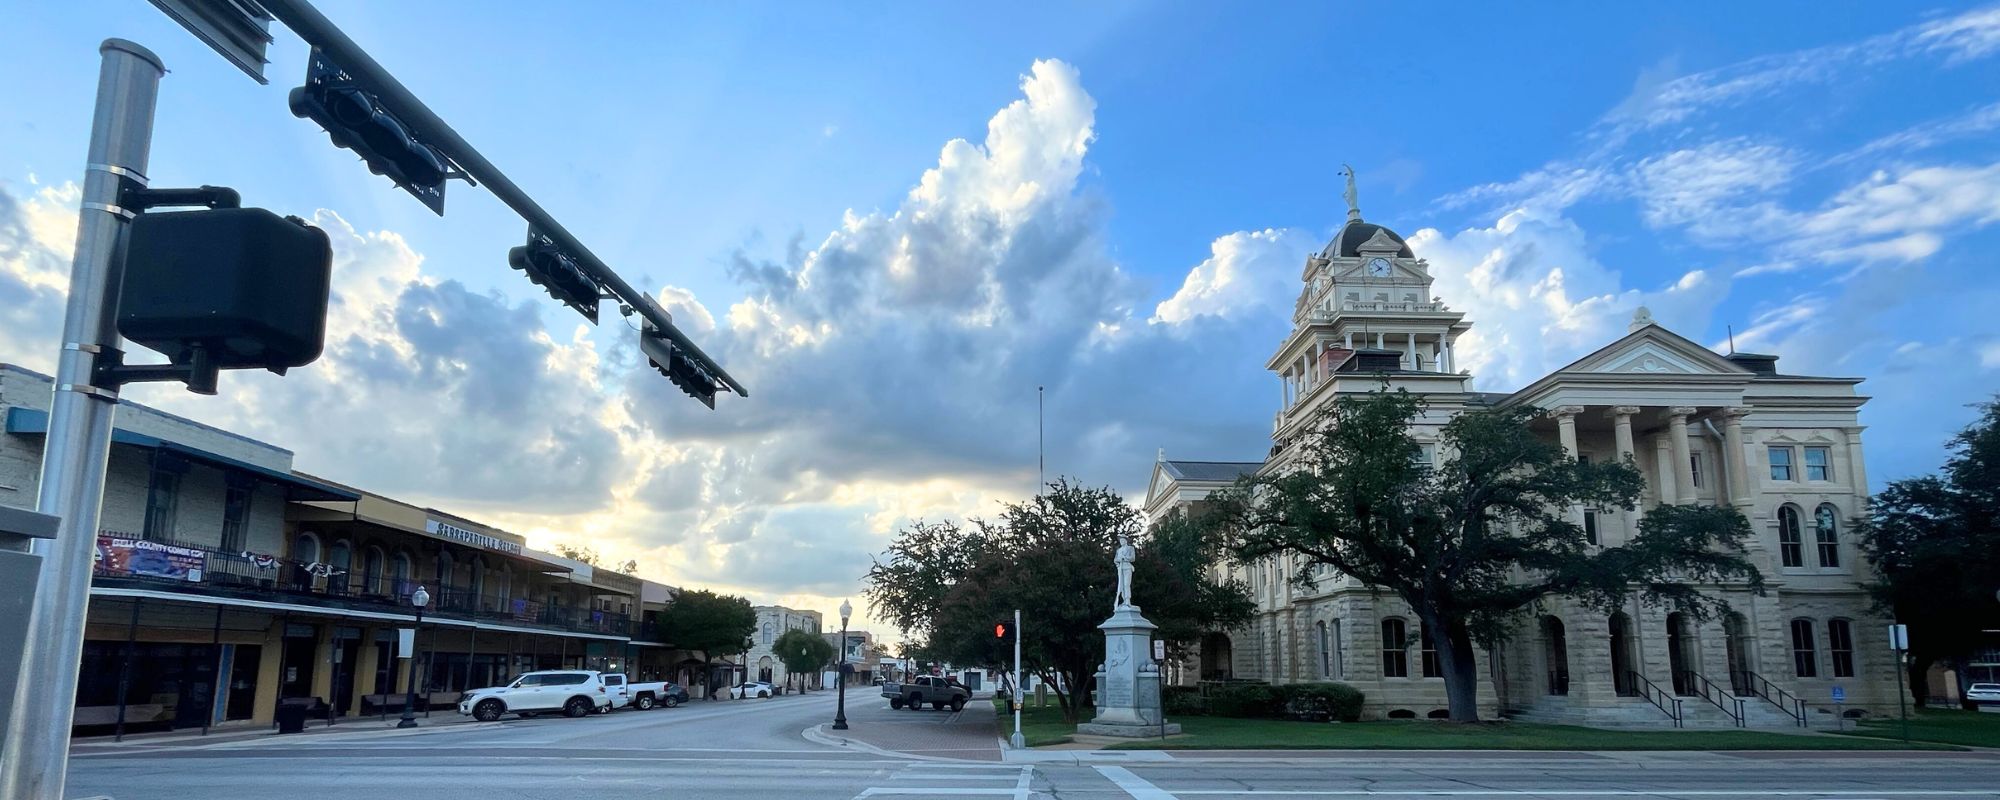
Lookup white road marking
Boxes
[1100,792,1998,797]
[1096,766,1179,800]
[854,764,1037,799]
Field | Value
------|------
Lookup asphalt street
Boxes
[62,691,2000,800]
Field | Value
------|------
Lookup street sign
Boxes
[1831,686,1846,703]
[1888,623,1909,651]
[1152,639,1166,661]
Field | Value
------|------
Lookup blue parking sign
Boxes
[1832,686,1846,703]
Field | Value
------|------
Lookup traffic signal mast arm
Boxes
[259,0,746,400]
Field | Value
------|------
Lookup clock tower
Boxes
[1265,167,1475,443]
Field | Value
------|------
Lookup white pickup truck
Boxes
[600,673,684,710]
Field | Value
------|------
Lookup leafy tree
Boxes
[554,543,599,566]
[1204,390,1762,722]
[865,479,1253,722]
[1858,397,2000,704]
[656,589,757,699]
[773,628,835,692]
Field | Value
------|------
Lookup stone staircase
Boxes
[1507,691,1825,730]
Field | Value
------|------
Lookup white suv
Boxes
[459,670,613,721]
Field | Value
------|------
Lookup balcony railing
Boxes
[92,533,629,638]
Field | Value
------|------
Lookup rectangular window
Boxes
[1689,453,1703,488]
[1318,623,1332,679]
[1330,620,1344,680]
[1381,620,1409,678]
[1790,619,1818,678]
[1804,446,1832,481]
[1419,622,1442,679]
[220,483,251,552]
[1769,446,1795,481]
[1828,620,1855,678]
[1583,510,1600,546]
[142,461,182,542]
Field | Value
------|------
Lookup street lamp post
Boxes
[833,599,852,731]
[398,585,430,729]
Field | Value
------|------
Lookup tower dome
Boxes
[1319,218,1414,259]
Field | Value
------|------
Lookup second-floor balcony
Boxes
[92,532,633,639]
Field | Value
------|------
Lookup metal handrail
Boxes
[1677,670,1746,727]
[1731,669,1808,727]
[1625,670,1683,727]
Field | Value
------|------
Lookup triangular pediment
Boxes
[1562,325,1751,376]
[1358,229,1404,253]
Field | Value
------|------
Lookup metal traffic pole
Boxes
[1010,608,1024,749]
[0,38,165,800]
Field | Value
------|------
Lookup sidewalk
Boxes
[70,707,491,751]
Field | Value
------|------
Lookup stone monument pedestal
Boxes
[1075,606,1181,738]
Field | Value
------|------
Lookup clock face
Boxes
[1367,258,1392,277]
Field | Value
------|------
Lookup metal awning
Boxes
[5,407,358,501]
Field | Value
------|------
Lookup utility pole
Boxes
[1010,608,1024,749]
[1037,385,1044,495]
[0,39,164,800]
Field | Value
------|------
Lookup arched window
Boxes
[392,551,414,596]
[1330,620,1344,680]
[1380,619,1409,678]
[1815,504,1841,568]
[436,551,455,591]
[1790,618,1818,678]
[327,540,352,594]
[1541,617,1569,696]
[1419,622,1441,678]
[1827,619,1855,678]
[1777,506,1804,567]
[763,622,775,645]
[293,532,321,563]
[362,546,385,595]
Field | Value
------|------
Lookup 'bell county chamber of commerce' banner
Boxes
[95,534,206,581]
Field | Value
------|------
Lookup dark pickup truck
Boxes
[882,675,969,712]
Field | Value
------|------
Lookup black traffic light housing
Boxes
[509,228,602,324]
[289,47,452,214]
[111,184,332,395]
[640,323,720,409]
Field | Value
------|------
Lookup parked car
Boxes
[729,681,774,699]
[1966,683,2000,704]
[881,675,968,711]
[600,673,686,710]
[458,670,613,721]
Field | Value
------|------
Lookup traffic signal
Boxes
[508,229,602,323]
[289,48,451,214]
[640,324,721,408]
[995,620,1014,639]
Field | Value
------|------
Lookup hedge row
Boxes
[1163,682,1364,722]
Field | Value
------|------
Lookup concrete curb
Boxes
[801,723,981,763]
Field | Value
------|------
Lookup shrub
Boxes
[1277,682,1365,722]
[1162,685,1207,716]
[1206,683,1283,718]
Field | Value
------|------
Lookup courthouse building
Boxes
[1143,196,1898,727]
[747,604,824,688]
[0,363,722,735]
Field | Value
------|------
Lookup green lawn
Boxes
[1001,701,1961,751]
[1831,708,2000,748]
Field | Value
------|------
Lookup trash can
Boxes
[275,704,307,734]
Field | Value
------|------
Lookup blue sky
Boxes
[4,2,1998,629]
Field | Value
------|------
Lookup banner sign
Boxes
[95,535,205,581]
[423,518,523,555]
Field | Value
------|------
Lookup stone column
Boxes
[1443,341,1454,372]
[1404,334,1417,370]
[1374,332,1385,350]
[1668,407,1698,505]
[1554,406,1583,457]
[1343,331,1353,349]
[1652,434,1678,506]
[1722,408,1752,508]
[1611,407,1641,541]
